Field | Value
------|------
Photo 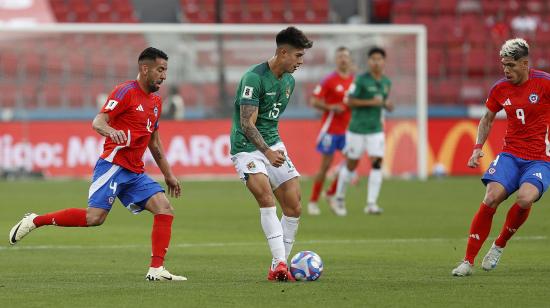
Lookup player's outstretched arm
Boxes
[240,105,285,167]
[148,130,181,198]
[92,113,127,144]
[468,109,497,168]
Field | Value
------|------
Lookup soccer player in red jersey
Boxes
[9,47,186,281]
[307,46,354,215]
[452,38,550,276]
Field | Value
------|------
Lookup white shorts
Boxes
[343,131,385,160]
[231,142,300,190]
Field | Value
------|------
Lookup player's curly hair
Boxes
[276,27,313,49]
[138,47,168,62]
[500,38,529,60]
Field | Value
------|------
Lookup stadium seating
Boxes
[392,0,550,104]
[179,0,329,24]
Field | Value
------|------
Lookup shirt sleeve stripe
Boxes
[114,82,136,100]
[239,98,259,106]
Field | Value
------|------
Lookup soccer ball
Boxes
[290,251,323,281]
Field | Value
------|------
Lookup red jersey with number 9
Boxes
[99,80,162,173]
[485,69,550,161]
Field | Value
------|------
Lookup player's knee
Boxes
[515,194,535,209]
[483,192,503,208]
[371,158,383,169]
[86,214,105,226]
[257,194,275,207]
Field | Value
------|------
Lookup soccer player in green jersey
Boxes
[330,47,394,216]
[229,27,313,281]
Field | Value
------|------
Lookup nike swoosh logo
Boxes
[10,222,22,244]
[160,275,172,280]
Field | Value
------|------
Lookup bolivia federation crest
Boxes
[529,93,539,104]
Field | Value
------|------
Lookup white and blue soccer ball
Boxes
[290,251,323,281]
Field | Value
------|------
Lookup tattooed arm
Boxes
[148,130,181,197]
[468,109,497,168]
[240,104,285,167]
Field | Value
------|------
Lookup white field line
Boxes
[0,236,546,251]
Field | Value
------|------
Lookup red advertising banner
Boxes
[0,119,507,178]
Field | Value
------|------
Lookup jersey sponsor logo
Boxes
[336,84,344,92]
[503,98,512,106]
[105,99,119,110]
[529,93,539,104]
[108,196,115,205]
[242,86,254,99]
[136,104,144,112]
[154,106,159,116]
[488,167,496,174]
[533,172,542,179]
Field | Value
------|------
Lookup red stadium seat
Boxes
[428,48,444,78]
[414,0,437,15]
[465,47,489,76]
[438,0,457,14]
[0,83,18,108]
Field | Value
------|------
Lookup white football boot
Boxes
[307,202,321,215]
[451,260,473,276]
[9,213,38,245]
[481,242,503,271]
[328,196,347,216]
[145,266,187,281]
[364,204,383,215]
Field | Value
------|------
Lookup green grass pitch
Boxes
[1,177,549,307]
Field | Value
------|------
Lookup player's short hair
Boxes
[336,46,350,53]
[499,38,529,60]
[276,26,313,49]
[368,47,386,58]
[138,47,168,63]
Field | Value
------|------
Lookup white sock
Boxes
[259,207,285,263]
[367,168,383,205]
[336,166,354,199]
[281,215,300,261]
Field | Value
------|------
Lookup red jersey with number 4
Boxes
[485,69,550,161]
[312,71,353,135]
[99,80,162,173]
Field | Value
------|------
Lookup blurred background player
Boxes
[307,46,354,216]
[230,27,312,282]
[8,47,186,282]
[452,39,550,277]
[331,47,393,216]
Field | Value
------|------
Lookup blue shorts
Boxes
[316,133,346,155]
[481,152,550,200]
[88,159,164,214]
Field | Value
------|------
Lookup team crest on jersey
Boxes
[154,106,158,117]
[247,161,256,170]
[529,93,539,104]
[286,86,290,98]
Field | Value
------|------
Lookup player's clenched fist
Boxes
[467,149,484,168]
[109,130,127,144]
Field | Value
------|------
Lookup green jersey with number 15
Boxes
[230,62,295,155]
